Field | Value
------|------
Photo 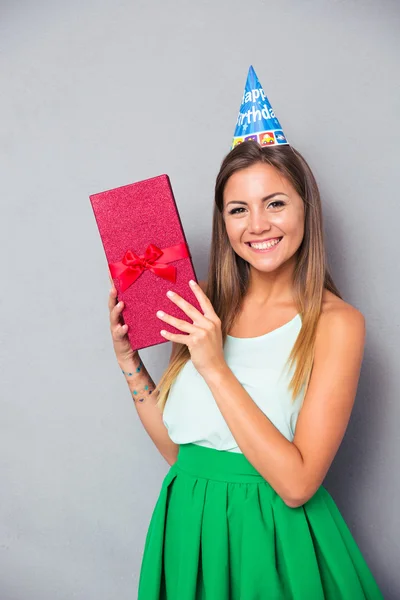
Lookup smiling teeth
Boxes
[250,238,281,249]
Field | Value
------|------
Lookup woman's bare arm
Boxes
[201,304,365,507]
[119,351,180,466]
[109,281,181,466]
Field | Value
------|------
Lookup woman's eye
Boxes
[228,201,285,215]
[268,201,285,209]
[229,207,245,215]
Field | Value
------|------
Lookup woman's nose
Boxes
[248,209,272,233]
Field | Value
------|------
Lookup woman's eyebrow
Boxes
[226,192,289,206]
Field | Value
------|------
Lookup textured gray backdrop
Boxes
[1,0,399,598]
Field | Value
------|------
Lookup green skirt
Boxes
[138,443,383,599]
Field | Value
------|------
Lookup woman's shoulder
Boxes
[318,289,366,343]
[321,289,364,319]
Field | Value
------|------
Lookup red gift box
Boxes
[89,174,201,351]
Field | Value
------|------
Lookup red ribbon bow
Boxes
[108,242,190,292]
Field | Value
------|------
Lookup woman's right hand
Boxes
[108,275,139,366]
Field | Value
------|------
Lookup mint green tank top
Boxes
[162,313,305,453]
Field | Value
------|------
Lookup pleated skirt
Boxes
[137,443,383,599]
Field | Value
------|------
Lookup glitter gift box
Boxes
[89,174,200,351]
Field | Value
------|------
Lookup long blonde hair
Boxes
[155,142,342,412]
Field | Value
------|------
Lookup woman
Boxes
[108,141,383,599]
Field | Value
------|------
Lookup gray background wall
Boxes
[1,0,399,598]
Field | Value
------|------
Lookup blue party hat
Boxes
[231,65,289,150]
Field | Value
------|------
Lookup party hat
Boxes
[231,65,289,150]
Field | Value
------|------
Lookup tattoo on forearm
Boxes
[121,359,143,376]
[121,360,157,403]
[131,384,155,402]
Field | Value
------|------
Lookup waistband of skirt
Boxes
[173,443,267,483]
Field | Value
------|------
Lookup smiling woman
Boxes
[135,141,384,599]
[221,156,306,285]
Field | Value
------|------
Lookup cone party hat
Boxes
[231,65,289,150]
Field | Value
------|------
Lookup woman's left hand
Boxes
[156,279,226,377]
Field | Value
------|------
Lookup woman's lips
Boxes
[245,237,283,253]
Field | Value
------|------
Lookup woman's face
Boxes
[222,162,305,272]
